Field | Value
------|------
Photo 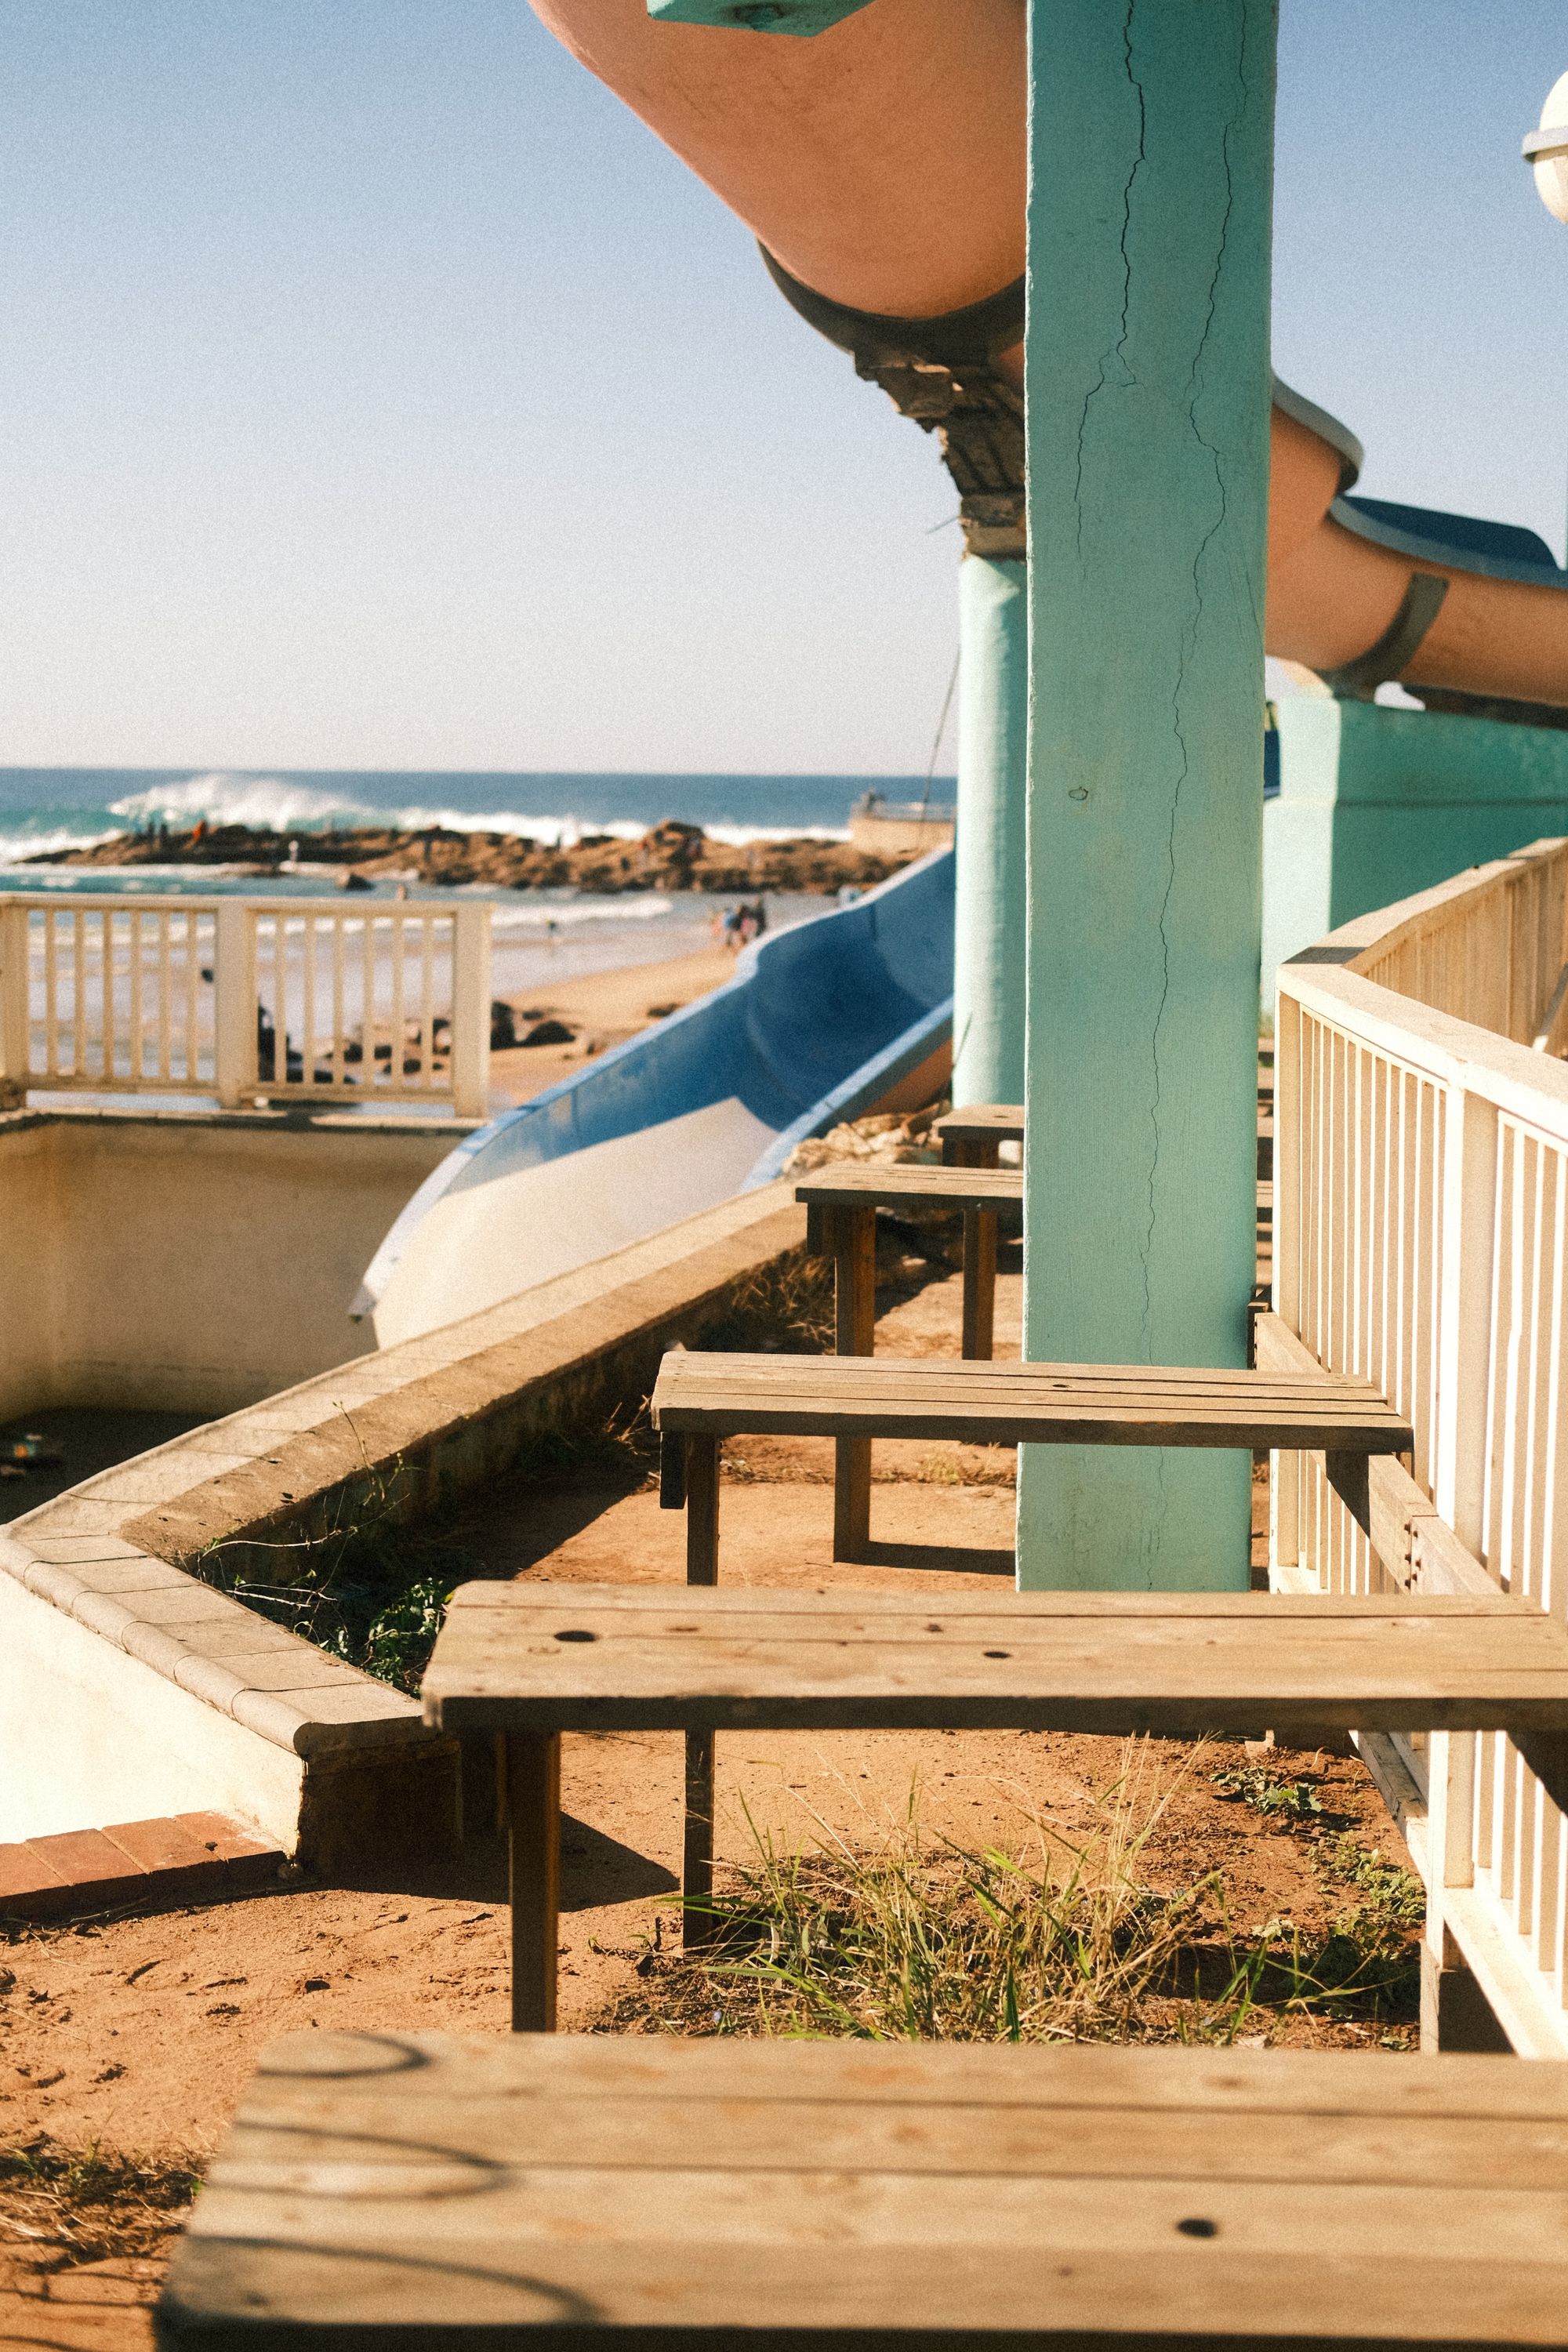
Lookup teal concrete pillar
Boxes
[953,554,1029,1107]
[1018,0,1276,1590]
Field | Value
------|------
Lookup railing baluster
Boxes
[155,912,172,1081]
[71,909,86,1078]
[43,908,60,1077]
[391,912,407,1088]
[302,910,318,1091]
[331,912,346,1089]
[419,916,435,1090]
[185,910,201,1084]
[362,908,377,1091]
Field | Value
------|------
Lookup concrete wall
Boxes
[1263,698,1568,998]
[2,1181,808,1857]
[0,1108,461,1421]
[0,1563,305,1844]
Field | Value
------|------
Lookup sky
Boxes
[0,0,1564,775]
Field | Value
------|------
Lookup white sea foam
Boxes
[100,775,851,850]
[110,774,376,831]
[0,826,122,866]
[488,897,680,931]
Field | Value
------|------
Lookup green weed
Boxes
[1211,1764,1324,1820]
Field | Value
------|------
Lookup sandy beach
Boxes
[487,941,738,1107]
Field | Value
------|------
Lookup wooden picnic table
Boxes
[797,1162,1019,1362]
[158,2027,1568,2350]
[797,1163,1021,1548]
[422,1576,1568,2029]
[932,1100,1024,1166]
[653,1346,1414,1570]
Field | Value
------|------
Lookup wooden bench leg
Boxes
[833,1205,876,1563]
[682,1433,720,1945]
[684,1727,716,1948]
[505,1730,560,2033]
[962,1207,998,1361]
[685,1435,720,1587]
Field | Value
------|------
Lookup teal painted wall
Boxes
[1019,0,1275,1592]
[1262,698,1568,994]
[953,554,1029,1106]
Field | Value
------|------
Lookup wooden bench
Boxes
[158,2026,1568,2350]
[933,1100,1024,1166]
[798,1162,1021,1363]
[652,1345,1415,1570]
[419,1571,1568,2027]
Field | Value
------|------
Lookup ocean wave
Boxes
[110,773,376,831]
[98,775,853,850]
[0,825,122,866]
[489,896,681,930]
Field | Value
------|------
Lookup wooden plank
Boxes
[423,1582,1568,1738]
[934,1101,1025,1146]
[160,2032,1568,2351]
[651,1353,1410,1455]
[657,1351,1390,1399]
[441,1582,1537,1623]
[797,1165,1022,1209]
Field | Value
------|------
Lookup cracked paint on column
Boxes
[1018,0,1275,1590]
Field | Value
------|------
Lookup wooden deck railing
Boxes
[0,893,491,1116]
[1275,836,1568,2054]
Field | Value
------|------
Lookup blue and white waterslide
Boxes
[356,848,954,1345]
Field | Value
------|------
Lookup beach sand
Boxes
[488,941,736,1108]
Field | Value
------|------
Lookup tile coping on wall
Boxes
[0,1179,805,1769]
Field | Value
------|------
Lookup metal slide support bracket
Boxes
[648,0,874,31]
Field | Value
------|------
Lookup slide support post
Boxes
[953,554,1029,1108]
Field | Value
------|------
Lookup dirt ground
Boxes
[0,1231,1421,2347]
[487,942,735,1106]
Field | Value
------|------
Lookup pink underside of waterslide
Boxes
[532,0,1567,710]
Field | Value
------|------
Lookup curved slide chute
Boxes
[357,849,953,1344]
[531,0,1568,707]
[361,2,1568,1344]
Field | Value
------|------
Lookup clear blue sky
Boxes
[1,0,1563,774]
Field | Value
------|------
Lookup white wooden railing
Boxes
[0,894,492,1116]
[1275,837,1568,2055]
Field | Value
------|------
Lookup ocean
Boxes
[0,765,953,992]
[0,767,949,866]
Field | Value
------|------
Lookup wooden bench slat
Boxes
[653,1378,1411,1449]
[158,2032,1568,2350]
[933,1102,1025,1139]
[442,1584,1525,1620]
[660,1350,1381,1392]
[796,1166,1023,1206]
[423,1581,1568,1736]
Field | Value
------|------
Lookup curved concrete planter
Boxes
[2,1181,806,1868]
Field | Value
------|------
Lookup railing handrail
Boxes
[1294,838,1568,978]
[0,887,483,914]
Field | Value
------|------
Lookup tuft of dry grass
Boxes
[599,1744,1421,2048]
[0,2139,196,2270]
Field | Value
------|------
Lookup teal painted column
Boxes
[953,554,1029,1107]
[1018,0,1276,1590]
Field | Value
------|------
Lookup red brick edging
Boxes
[0,1811,281,1922]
